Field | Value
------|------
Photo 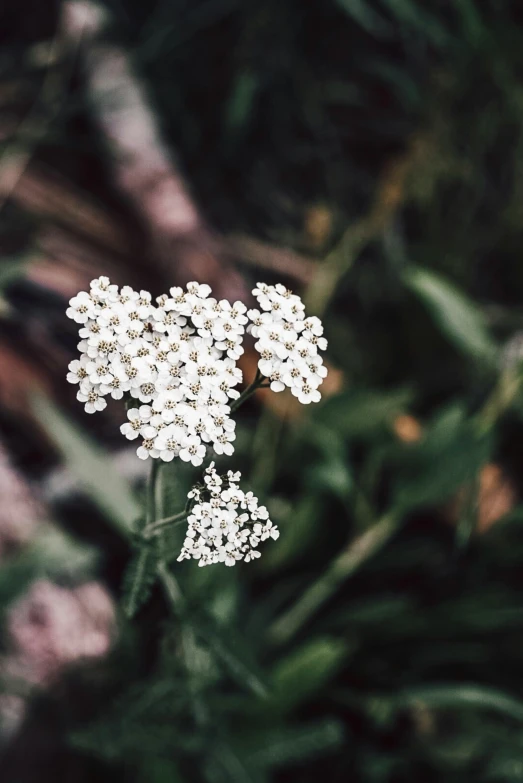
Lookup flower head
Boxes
[177,464,278,567]
[66,279,246,462]
[248,283,327,403]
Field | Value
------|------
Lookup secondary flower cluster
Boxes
[247,283,327,404]
[66,277,246,465]
[177,464,279,567]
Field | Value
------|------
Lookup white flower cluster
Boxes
[247,282,328,404]
[66,277,247,465]
[178,463,279,567]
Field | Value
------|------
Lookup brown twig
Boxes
[61,0,249,302]
[226,233,316,285]
[304,132,438,316]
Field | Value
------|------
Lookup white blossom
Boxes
[66,278,248,460]
[76,387,107,414]
[66,291,96,324]
[177,463,278,567]
[66,278,328,459]
[248,282,328,403]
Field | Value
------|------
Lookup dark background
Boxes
[2,1,523,781]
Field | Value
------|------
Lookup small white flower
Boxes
[136,437,160,460]
[291,381,321,405]
[120,407,151,440]
[76,388,107,414]
[213,429,236,456]
[90,276,118,301]
[179,435,206,466]
[66,291,95,323]
[155,426,185,461]
[66,356,90,385]
[187,282,212,299]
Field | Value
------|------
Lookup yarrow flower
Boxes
[178,463,279,566]
[247,282,328,403]
[66,277,247,465]
[66,277,328,465]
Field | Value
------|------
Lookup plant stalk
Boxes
[268,512,399,646]
[230,369,266,412]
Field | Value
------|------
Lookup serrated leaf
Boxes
[404,266,496,363]
[123,547,158,617]
[32,394,140,538]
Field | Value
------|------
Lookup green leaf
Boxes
[0,257,28,291]
[392,684,523,722]
[245,720,344,768]
[454,0,486,44]
[122,546,158,618]
[156,459,192,520]
[404,266,496,363]
[268,637,347,714]
[0,525,97,612]
[380,0,451,47]
[138,758,184,783]
[392,403,491,512]
[31,524,99,578]
[152,461,190,561]
[316,388,412,440]
[261,494,323,571]
[197,621,269,699]
[32,395,140,538]
[225,70,259,135]
[210,743,260,783]
[303,421,352,501]
[334,0,390,36]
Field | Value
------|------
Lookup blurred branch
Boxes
[62,0,249,301]
[226,234,316,285]
[268,512,399,646]
[304,133,438,316]
[12,166,131,257]
[0,21,86,212]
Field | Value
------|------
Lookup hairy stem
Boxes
[142,510,188,539]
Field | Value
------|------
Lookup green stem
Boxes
[146,458,160,524]
[230,370,266,412]
[156,531,207,726]
[268,512,399,646]
[142,510,188,539]
[157,560,186,612]
[476,369,522,436]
